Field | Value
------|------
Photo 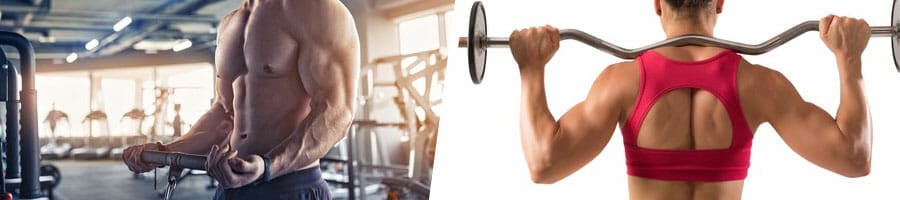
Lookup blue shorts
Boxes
[213,167,330,200]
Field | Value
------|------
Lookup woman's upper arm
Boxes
[762,69,861,176]
[539,64,630,182]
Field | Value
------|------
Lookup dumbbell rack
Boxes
[0,31,47,199]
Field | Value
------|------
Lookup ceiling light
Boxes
[85,39,99,50]
[172,39,192,52]
[37,35,56,43]
[113,16,133,32]
[65,53,78,63]
[133,39,176,51]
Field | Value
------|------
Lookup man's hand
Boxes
[819,15,870,72]
[510,25,560,77]
[206,144,265,189]
[122,143,163,173]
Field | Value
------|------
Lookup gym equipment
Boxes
[40,109,73,159]
[458,1,900,84]
[319,128,357,200]
[140,148,361,200]
[352,50,444,200]
[39,165,61,192]
[71,111,112,159]
[144,103,214,195]
[142,151,206,170]
[141,150,206,200]
[145,87,183,142]
[110,108,147,159]
[170,104,185,137]
[1,31,48,199]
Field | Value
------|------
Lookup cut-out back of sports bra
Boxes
[622,50,753,182]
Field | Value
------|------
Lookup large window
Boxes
[101,78,136,136]
[162,66,215,136]
[396,11,454,118]
[399,15,441,53]
[398,11,454,54]
[36,75,91,137]
[141,65,214,137]
[35,63,214,139]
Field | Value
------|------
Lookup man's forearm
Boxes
[164,104,232,154]
[265,103,353,178]
[519,71,559,173]
[835,57,872,165]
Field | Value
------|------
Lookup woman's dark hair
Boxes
[665,0,712,10]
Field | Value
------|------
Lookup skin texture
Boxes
[512,0,873,199]
[123,0,360,189]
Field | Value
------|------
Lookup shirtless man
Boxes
[513,0,872,199]
[121,0,360,199]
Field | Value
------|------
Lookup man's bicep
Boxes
[288,0,358,104]
[290,44,359,161]
[297,46,359,108]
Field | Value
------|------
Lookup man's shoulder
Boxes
[279,0,358,48]
[278,0,356,27]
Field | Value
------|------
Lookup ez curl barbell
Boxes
[458,1,900,84]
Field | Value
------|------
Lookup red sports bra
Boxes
[622,50,753,182]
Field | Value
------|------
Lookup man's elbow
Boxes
[333,105,354,128]
[316,98,354,124]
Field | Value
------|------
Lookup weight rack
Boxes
[1,31,47,200]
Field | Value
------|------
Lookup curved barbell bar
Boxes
[142,150,207,170]
[141,150,207,200]
[460,21,897,59]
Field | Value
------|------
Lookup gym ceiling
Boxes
[0,0,452,72]
[0,0,242,68]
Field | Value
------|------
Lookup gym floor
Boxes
[47,160,388,200]
[48,160,214,200]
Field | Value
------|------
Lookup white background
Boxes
[431,0,900,199]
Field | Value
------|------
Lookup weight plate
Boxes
[893,0,900,72]
[40,164,62,189]
[468,1,487,84]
